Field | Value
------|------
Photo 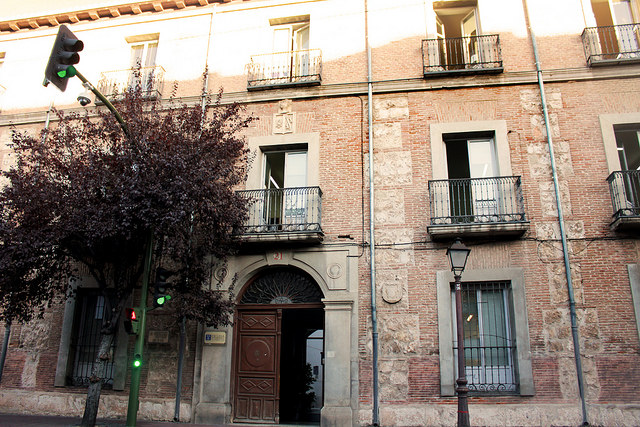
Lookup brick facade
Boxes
[1,0,640,425]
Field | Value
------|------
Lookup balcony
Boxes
[428,176,528,240]
[235,186,323,243]
[582,24,640,66]
[247,49,322,90]
[607,170,640,231]
[97,66,165,100]
[421,34,503,77]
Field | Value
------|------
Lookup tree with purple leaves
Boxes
[0,81,252,426]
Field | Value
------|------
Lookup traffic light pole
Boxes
[126,230,153,427]
[74,69,129,137]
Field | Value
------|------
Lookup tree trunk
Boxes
[81,330,113,426]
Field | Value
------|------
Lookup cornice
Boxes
[2,64,640,127]
[0,0,239,33]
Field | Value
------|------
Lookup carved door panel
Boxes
[233,310,281,423]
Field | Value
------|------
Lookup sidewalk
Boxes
[0,413,230,427]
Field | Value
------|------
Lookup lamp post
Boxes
[447,238,471,427]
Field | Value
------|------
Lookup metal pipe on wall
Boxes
[364,0,380,425]
[523,1,589,425]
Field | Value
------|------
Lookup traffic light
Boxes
[43,25,84,92]
[124,307,140,335]
[153,267,173,308]
[132,354,142,368]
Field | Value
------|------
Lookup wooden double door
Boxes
[232,307,323,424]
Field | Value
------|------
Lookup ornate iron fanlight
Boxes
[240,268,323,304]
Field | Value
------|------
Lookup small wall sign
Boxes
[204,331,226,345]
[148,330,169,344]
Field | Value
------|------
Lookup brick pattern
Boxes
[1,0,640,424]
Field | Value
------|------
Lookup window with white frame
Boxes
[431,121,511,182]
[590,0,640,56]
[262,148,308,226]
[436,268,534,396]
[269,16,311,80]
[126,34,159,93]
[444,131,499,221]
[433,0,480,67]
[239,133,321,233]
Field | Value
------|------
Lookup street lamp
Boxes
[447,238,471,427]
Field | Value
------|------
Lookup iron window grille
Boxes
[97,65,165,100]
[428,176,526,225]
[608,170,640,219]
[452,280,518,394]
[235,186,322,234]
[247,49,322,89]
[421,34,503,76]
[68,289,115,388]
[582,23,640,66]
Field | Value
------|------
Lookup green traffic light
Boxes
[57,65,77,79]
[155,294,171,306]
[133,357,142,368]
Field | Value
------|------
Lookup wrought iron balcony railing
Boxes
[607,170,640,221]
[247,49,322,89]
[236,186,322,235]
[582,23,640,66]
[429,176,526,225]
[97,65,165,99]
[422,34,503,76]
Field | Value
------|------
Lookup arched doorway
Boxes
[231,267,324,424]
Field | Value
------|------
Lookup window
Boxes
[68,289,115,387]
[55,278,128,390]
[590,0,640,57]
[627,264,640,342]
[600,114,640,223]
[614,125,640,209]
[453,281,516,393]
[433,3,479,68]
[247,16,321,88]
[271,16,310,79]
[125,34,159,93]
[263,149,308,226]
[436,268,534,396]
[615,124,640,170]
[444,132,499,221]
[236,133,322,236]
[428,121,527,235]
[599,113,640,172]
[423,1,502,75]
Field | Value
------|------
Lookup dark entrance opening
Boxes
[279,308,323,424]
[232,267,324,425]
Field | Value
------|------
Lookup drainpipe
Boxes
[178,9,215,421]
[42,101,54,143]
[523,1,589,425]
[364,0,380,425]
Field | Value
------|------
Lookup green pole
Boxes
[72,68,130,137]
[126,231,153,427]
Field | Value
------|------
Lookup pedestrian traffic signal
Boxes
[153,268,173,308]
[124,307,140,335]
[132,354,142,368]
[43,25,84,92]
